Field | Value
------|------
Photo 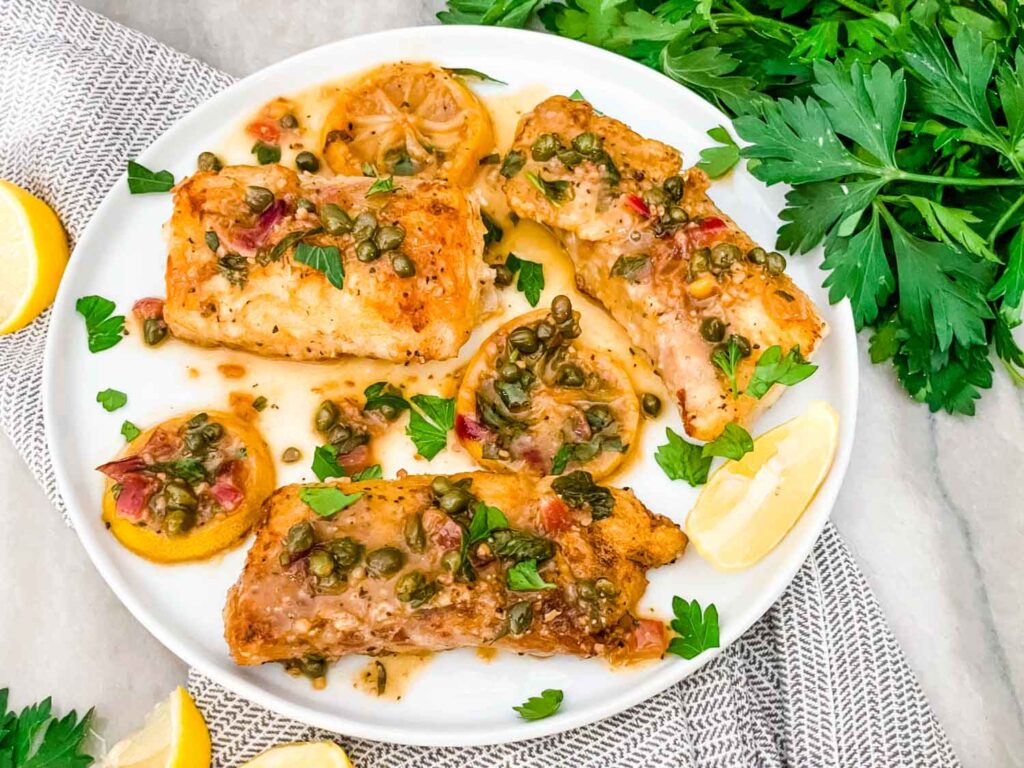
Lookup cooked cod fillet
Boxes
[224,472,686,665]
[165,165,488,362]
[503,96,827,440]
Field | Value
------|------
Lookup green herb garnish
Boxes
[443,67,507,84]
[512,688,563,721]
[120,420,141,442]
[499,150,525,178]
[482,210,504,246]
[352,464,383,481]
[299,486,363,518]
[505,252,545,307]
[366,175,398,196]
[701,423,753,462]
[696,125,740,178]
[126,160,174,193]
[361,162,378,177]
[96,388,127,412]
[525,171,574,206]
[0,688,94,767]
[75,295,125,353]
[710,337,744,398]
[467,501,509,544]
[251,141,281,165]
[609,254,650,282]
[667,597,720,660]
[311,444,345,481]
[406,394,455,460]
[550,470,614,520]
[655,428,712,487]
[363,381,410,418]
[507,558,556,591]
[745,345,817,399]
[294,243,344,289]
[151,458,207,484]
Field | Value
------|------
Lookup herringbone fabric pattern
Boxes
[0,0,960,765]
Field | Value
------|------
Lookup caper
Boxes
[404,513,426,553]
[356,240,380,263]
[319,203,352,235]
[201,422,224,444]
[643,187,669,207]
[572,131,601,156]
[327,537,364,568]
[663,175,685,201]
[282,447,302,463]
[690,247,711,277]
[297,197,317,213]
[666,205,688,224]
[440,487,473,515]
[143,318,168,346]
[279,113,299,129]
[316,571,347,593]
[396,571,427,602]
[508,601,534,635]
[573,441,599,462]
[585,404,613,431]
[700,316,727,343]
[197,151,222,172]
[308,549,335,577]
[365,547,405,578]
[391,254,416,278]
[531,133,560,161]
[284,521,315,556]
[352,211,378,242]
[560,318,581,340]
[746,246,767,265]
[315,400,339,433]
[244,185,274,214]
[183,430,207,454]
[298,653,326,679]
[766,251,787,276]
[499,362,521,382]
[556,363,585,388]
[710,242,742,272]
[493,263,514,286]
[431,476,454,498]
[163,508,194,535]
[595,577,618,597]
[550,294,573,323]
[577,579,597,601]
[508,326,540,354]
[164,481,197,509]
[729,333,753,357]
[641,392,662,418]
[374,225,405,252]
[441,549,462,573]
[556,148,583,169]
[535,320,556,345]
[295,151,319,173]
[185,413,208,430]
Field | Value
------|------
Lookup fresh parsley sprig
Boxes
[667,597,720,660]
[0,688,94,767]
[655,423,754,486]
[513,688,563,721]
[76,295,125,353]
[504,252,545,306]
[406,394,456,460]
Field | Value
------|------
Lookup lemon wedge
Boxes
[686,401,839,571]
[0,180,68,335]
[102,687,211,768]
[240,742,353,768]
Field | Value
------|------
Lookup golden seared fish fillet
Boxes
[224,471,686,667]
[503,97,826,441]
[501,95,681,241]
[165,165,488,362]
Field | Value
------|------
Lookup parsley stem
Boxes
[833,0,884,19]
[987,191,1024,247]
[722,1,804,36]
[891,171,1024,188]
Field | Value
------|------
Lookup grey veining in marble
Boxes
[1,0,1022,764]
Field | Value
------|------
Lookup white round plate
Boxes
[44,26,857,747]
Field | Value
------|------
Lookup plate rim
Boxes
[42,23,860,747]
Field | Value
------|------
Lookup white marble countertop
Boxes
[1,1,1022,764]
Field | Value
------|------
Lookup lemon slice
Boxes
[0,180,68,334]
[322,62,493,185]
[240,742,353,768]
[686,401,839,571]
[102,687,211,768]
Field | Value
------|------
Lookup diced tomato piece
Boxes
[623,193,651,218]
[246,118,280,144]
[96,455,146,483]
[114,473,155,521]
[631,619,668,656]
[539,495,572,534]
[455,414,490,442]
[687,216,729,249]
[210,461,244,511]
[132,297,164,321]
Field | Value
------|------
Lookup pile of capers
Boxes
[181,413,223,456]
[575,576,619,624]
[531,131,620,184]
[316,203,413,278]
[641,175,688,236]
[280,520,366,592]
[691,242,787,280]
[314,400,369,457]
[395,570,439,607]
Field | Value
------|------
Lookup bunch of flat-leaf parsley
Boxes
[440,0,1024,415]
